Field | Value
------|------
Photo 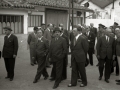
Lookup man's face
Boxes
[73,28,78,36]
[4,29,11,36]
[54,31,61,37]
[90,23,94,27]
[37,30,43,38]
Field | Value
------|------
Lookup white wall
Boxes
[0,9,28,34]
[105,0,120,25]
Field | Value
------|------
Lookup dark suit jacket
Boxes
[35,37,49,59]
[87,31,96,48]
[90,27,97,37]
[2,34,18,58]
[27,32,37,49]
[43,28,53,44]
[116,37,120,56]
[61,34,69,49]
[97,36,115,59]
[49,37,67,62]
[71,35,89,63]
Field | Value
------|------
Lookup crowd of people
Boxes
[0,22,120,89]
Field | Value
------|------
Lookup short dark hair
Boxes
[114,22,118,26]
[73,26,82,32]
[33,27,38,31]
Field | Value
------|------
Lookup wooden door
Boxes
[46,9,68,29]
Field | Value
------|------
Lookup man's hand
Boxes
[13,55,17,58]
[88,40,90,42]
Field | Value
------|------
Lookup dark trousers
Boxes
[111,56,119,75]
[62,55,67,80]
[34,56,49,80]
[88,48,94,65]
[52,60,63,86]
[71,58,87,85]
[99,56,111,79]
[46,53,50,66]
[4,58,15,79]
[50,63,56,79]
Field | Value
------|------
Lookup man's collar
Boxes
[47,28,50,31]
[7,33,11,38]
[76,33,82,40]
[60,33,63,36]
[38,36,43,40]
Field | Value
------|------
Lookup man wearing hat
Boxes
[27,27,38,66]
[2,26,18,81]
[49,27,67,89]
[96,28,115,83]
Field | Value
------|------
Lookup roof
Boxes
[0,0,93,12]
[79,0,115,9]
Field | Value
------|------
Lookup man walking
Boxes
[96,28,115,83]
[33,29,49,83]
[2,26,18,81]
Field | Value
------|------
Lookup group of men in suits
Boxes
[28,24,69,89]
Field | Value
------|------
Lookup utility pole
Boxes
[72,0,74,30]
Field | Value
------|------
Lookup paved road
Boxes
[0,35,120,90]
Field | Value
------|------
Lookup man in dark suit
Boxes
[43,23,53,68]
[33,29,49,83]
[87,27,96,66]
[68,26,89,87]
[49,27,67,89]
[2,26,18,81]
[90,23,97,37]
[27,27,38,66]
[60,29,69,80]
[96,28,115,83]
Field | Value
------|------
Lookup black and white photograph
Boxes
[0,0,120,90]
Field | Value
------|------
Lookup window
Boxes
[0,15,23,34]
[28,15,42,27]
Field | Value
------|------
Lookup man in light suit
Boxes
[96,28,115,83]
[68,26,89,87]
[43,23,53,68]
[27,27,38,66]
[49,27,67,89]
[33,29,49,83]
[2,26,18,81]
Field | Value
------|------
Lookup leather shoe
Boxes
[53,84,59,89]
[44,76,48,80]
[80,83,87,87]
[116,82,120,85]
[46,66,51,68]
[10,78,13,81]
[68,84,76,87]
[5,77,10,79]
[33,79,38,83]
[31,64,34,66]
[49,78,55,81]
[105,79,109,83]
[115,80,120,82]
[99,77,102,80]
